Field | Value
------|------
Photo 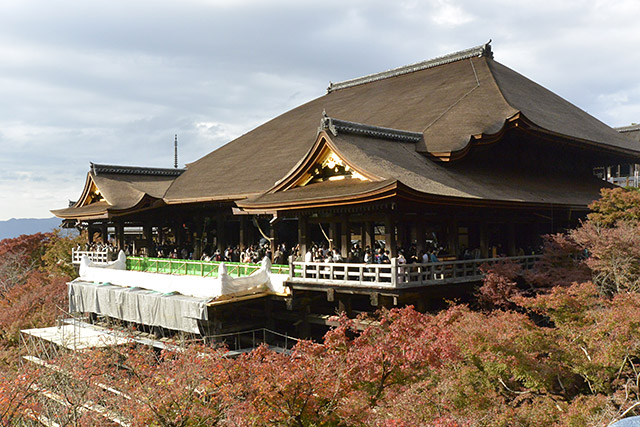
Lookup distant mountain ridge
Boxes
[0,217,63,241]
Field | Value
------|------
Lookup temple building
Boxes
[49,42,640,340]
[595,124,640,187]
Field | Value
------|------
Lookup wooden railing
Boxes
[289,255,541,289]
[71,249,110,265]
[126,257,289,278]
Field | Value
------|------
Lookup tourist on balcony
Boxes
[363,248,373,264]
[398,251,407,282]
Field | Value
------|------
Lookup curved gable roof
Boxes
[51,164,182,220]
[164,43,638,204]
[239,129,615,211]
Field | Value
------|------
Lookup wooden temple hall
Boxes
[50,42,640,339]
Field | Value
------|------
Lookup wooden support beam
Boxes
[384,214,397,257]
[143,224,152,256]
[326,288,335,302]
[269,219,277,261]
[340,216,350,257]
[298,215,309,255]
[415,220,425,253]
[87,223,95,244]
[370,292,379,307]
[115,222,125,251]
[239,216,247,250]
[507,222,516,256]
[330,222,338,251]
[397,221,408,250]
[446,218,457,258]
[216,214,225,252]
[365,220,375,249]
[479,222,488,258]
[101,223,108,244]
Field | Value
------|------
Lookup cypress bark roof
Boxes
[164,43,637,205]
[237,130,615,211]
[51,165,180,220]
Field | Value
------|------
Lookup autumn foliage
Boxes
[4,188,640,425]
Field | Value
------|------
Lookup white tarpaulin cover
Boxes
[68,280,209,334]
[78,252,288,299]
[70,252,289,333]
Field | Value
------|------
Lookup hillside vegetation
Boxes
[2,189,640,426]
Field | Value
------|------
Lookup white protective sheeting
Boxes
[78,253,286,299]
[68,280,209,334]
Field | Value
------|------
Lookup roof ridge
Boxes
[327,41,493,93]
[615,123,640,133]
[318,114,423,143]
[90,163,185,177]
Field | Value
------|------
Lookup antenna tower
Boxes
[174,134,178,169]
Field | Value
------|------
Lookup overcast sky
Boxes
[1,0,639,220]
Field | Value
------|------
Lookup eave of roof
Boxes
[51,201,110,220]
[52,163,179,220]
[155,42,640,205]
[237,179,398,212]
[238,129,614,213]
[91,163,185,177]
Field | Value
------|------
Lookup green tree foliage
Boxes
[587,187,640,227]
[43,228,84,279]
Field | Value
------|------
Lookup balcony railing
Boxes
[73,249,541,290]
[72,249,110,265]
[126,257,289,278]
[289,255,541,289]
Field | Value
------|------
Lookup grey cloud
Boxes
[0,0,638,219]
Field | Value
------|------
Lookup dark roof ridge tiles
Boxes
[90,163,185,177]
[615,124,640,133]
[327,41,493,93]
[319,114,423,143]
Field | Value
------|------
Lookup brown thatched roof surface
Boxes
[238,131,614,210]
[51,165,180,219]
[238,179,397,210]
[165,44,637,205]
[616,124,640,144]
[51,201,111,220]
[329,133,613,207]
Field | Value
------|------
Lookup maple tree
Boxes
[587,187,640,227]
[3,185,640,425]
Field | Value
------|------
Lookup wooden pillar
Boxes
[298,215,309,255]
[193,230,202,260]
[101,223,108,244]
[269,221,277,261]
[364,221,375,249]
[340,216,350,257]
[216,214,225,252]
[143,224,152,256]
[415,220,425,253]
[384,215,397,257]
[247,216,256,247]
[479,222,488,258]
[239,216,247,250]
[447,218,458,258]
[158,226,165,245]
[174,220,183,247]
[114,222,125,251]
[87,223,94,244]
[329,222,338,251]
[507,222,516,256]
[397,220,408,250]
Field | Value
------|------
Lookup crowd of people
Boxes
[79,237,540,266]
[199,242,296,266]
